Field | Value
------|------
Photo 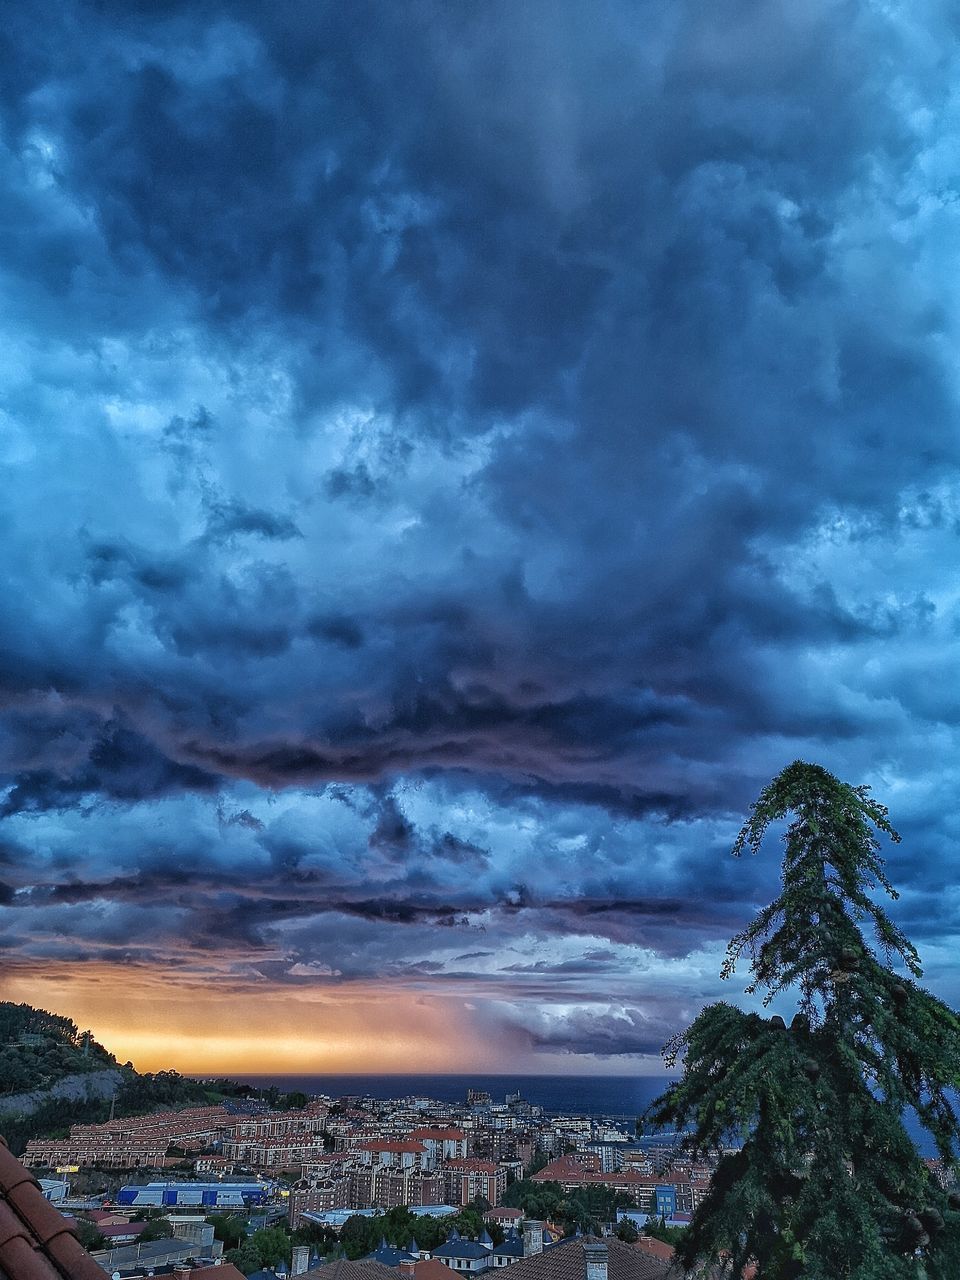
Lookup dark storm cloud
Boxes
[524,1008,676,1058]
[0,0,959,1053]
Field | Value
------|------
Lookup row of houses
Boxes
[23,1103,329,1171]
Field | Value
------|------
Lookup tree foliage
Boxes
[337,1206,502,1259]
[225,1242,263,1275]
[645,762,960,1279]
[139,1219,175,1242]
[501,1175,635,1233]
[74,1219,107,1252]
[0,1002,117,1096]
[206,1213,248,1251]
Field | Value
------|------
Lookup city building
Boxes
[430,1233,493,1273]
[350,1166,443,1210]
[290,1177,353,1228]
[442,1160,506,1208]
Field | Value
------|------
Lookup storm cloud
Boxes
[1,0,959,1069]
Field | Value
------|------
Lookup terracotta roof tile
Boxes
[301,1260,396,1280]
[0,1232,63,1280]
[0,1146,35,1195]
[411,1260,452,1280]
[0,1138,107,1280]
[0,1200,33,1249]
[43,1233,108,1280]
[634,1239,675,1265]
[497,1236,673,1280]
[189,1264,247,1280]
[6,1185,78,1246]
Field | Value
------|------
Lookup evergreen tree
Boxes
[645,762,960,1279]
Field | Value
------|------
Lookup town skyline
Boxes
[2,1,959,1077]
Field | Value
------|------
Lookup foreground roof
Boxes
[301,1261,396,1280]
[0,1139,106,1280]
[499,1238,671,1280]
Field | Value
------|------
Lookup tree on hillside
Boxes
[645,762,960,1279]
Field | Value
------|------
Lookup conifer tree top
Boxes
[722,760,919,1012]
[647,761,960,1279]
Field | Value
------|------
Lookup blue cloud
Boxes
[0,0,959,1057]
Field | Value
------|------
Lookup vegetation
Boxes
[645,761,960,1279]
[206,1213,249,1251]
[114,1069,231,1113]
[0,1004,118,1095]
[0,1002,277,1155]
[501,1175,636,1234]
[139,1219,175,1242]
[0,1093,118,1157]
[73,1220,107,1252]
[334,1205,503,1260]
[639,1218,687,1247]
[227,1226,293,1274]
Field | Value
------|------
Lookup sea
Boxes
[218,1074,667,1124]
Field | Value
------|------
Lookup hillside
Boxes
[0,1003,120,1094]
[0,1002,247,1155]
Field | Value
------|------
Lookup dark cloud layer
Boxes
[1,0,959,1062]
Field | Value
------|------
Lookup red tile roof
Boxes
[189,1265,247,1280]
[530,1155,596,1183]
[0,1138,107,1280]
[634,1238,674,1265]
[497,1237,670,1280]
[91,1223,146,1241]
[410,1260,451,1280]
[302,1260,396,1280]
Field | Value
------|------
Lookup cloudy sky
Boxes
[1,0,959,1076]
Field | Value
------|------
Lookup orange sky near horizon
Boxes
[2,968,491,1073]
[2,966,660,1077]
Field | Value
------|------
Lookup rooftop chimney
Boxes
[399,1262,417,1278]
[523,1222,544,1257]
[584,1242,608,1280]
[291,1246,310,1277]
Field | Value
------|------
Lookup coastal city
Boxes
[14,1083,720,1279]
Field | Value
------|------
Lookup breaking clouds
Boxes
[2,0,960,1070]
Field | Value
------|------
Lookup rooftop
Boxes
[0,1138,108,1280]
[497,1238,670,1280]
[301,1261,396,1280]
[430,1240,492,1261]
